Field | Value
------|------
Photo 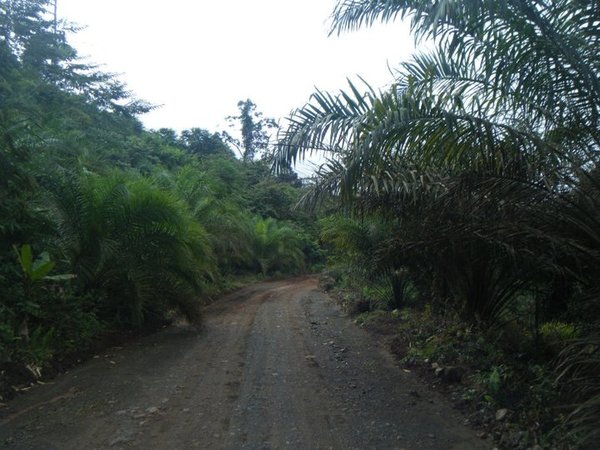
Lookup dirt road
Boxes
[0,278,488,449]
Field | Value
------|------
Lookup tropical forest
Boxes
[1,1,599,449]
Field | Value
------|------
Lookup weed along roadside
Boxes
[325,275,583,449]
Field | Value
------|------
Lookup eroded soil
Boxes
[0,278,489,449]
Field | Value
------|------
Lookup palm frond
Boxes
[46,171,215,327]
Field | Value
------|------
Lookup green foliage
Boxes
[14,244,72,282]
[360,282,392,311]
[15,244,52,281]
[1,245,99,371]
[539,321,580,354]
[251,217,307,276]
[318,214,418,311]
[161,162,254,275]
[247,176,300,220]
[555,333,600,446]
[278,0,600,324]
[46,172,215,327]
[275,2,600,443]
[179,128,233,158]
[0,0,316,399]
[475,365,509,404]
[224,99,278,162]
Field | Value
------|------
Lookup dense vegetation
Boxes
[0,0,318,399]
[277,1,600,448]
[4,0,600,447]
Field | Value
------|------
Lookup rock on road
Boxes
[0,278,489,449]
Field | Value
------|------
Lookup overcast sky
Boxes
[59,0,415,134]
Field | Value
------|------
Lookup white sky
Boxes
[59,0,415,134]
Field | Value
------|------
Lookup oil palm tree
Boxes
[155,164,255,275]
[280,0,599,179]
[252,217,306,276]
[277,0,599,314]
[276,0,600,441]
[46,171,215,327]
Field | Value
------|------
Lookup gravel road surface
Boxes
[0,278,489,449]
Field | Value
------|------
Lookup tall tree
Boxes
[179,127,232,157]
[224,99,277,162]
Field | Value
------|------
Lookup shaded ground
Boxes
[0,278,489,449]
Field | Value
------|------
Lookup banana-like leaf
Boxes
[15,244,33,275]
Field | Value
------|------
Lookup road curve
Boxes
[0,278,489,449]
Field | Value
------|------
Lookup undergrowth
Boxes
[321,273,586,449]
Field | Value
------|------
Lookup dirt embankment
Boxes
[0,278,489,449]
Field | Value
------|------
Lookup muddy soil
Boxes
[0,278,489,449]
